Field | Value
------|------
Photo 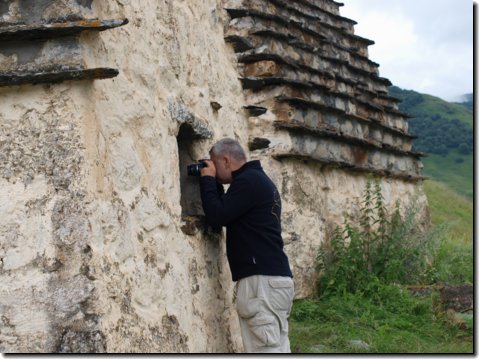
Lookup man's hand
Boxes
[200,160,216,177]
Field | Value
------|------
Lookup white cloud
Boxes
[340,0,473,101]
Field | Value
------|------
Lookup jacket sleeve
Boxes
[200,176,254,228]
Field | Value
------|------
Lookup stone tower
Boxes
[0,0,426,353]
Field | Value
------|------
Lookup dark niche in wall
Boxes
[168,99,218,236]
[177,123,205,219]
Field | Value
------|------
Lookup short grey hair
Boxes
[210,138,247,162]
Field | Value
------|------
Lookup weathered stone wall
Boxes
[224,0,425,180]
[0,0,428,353]
[0,0,247,352]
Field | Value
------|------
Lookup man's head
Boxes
[209,138,247,184]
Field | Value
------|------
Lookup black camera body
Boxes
[187,159,208,176]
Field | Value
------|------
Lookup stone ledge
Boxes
[265,0,370,44]
[242,59,397,108]
[273,120,424,158]
[293,0,344,16]
[242,75,383,111]
[244,105,268,116]
[0,19,128,41]
[168,99,213,140]
[242,85,411,136]
[267,0,356,31]
[239,50,391,89]
[243,85,411,134]
[225,4,372,57]
[227,14,379,72]
[275,96,415,139]
[241,77,410,123]
[265,130,424,177]
[271,98,417,152]
[273,152,427,182]
[252,25,379,69]
[0,67,119,87]
[224,35,254,52]
[236,39,392,89]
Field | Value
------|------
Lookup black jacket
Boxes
[200,160,292,281]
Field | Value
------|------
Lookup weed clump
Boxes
[289,178,473,353]
[316,178,440,297]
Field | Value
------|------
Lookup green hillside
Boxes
[423,152,473,198]
[389,87,473,126]
[424,180,473,244]
[388,86,473,199]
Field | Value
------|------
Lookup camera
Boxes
[187,159,209,176]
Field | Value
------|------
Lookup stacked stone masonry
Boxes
[225,0,424,180]
[0,1,127,86]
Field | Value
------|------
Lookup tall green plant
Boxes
[317,178,440,296]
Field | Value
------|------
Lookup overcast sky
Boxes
[340,0,474,102]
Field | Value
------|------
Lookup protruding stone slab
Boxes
[273,120,424,158]
[275,96,414,137]
[242,58,400,111]
[243,82,410,130]
[224,35,254,52]
[249,137,271,150]
[294,0,345,15]
[0,67,119,87]
[273,152,427,182]
[230,22,379,82]
[0,19,129,41]
[244,105,268,116]
[236,36,389,87]
[267,0,356,32]
[168,99,213,140]
[270,100,416,153]
[225,0,373,56]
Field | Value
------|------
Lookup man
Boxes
[199,138,294,353]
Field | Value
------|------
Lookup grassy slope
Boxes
[423,152,473,199]
[423,180,473,243]
[423,179,473,284]
[414,93,473,126]
[289,297,473,353]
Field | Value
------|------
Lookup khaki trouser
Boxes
[235,275,295,353]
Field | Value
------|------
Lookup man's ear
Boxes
[223,156,230,169]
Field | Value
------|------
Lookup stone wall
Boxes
[0,0,428,353]
[224,0,425,180]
